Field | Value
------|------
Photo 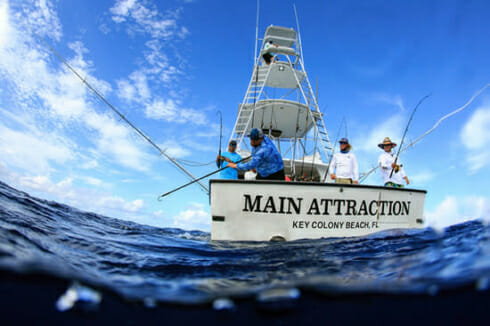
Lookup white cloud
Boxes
[0,120,74,175]
[109,0,178,39]
[355,114,404,153]
[12,170,148,218]
[172,202,210,231]
[17,0,62,41]
[84,113,153,171]
[425,196,490,230]
[410,170,436,185]
[160,141,191,158]
[108,0,188,111]
[460,107,490,173]
[0,4,155,174]
[145,98,207,124]
[81,176,103,186]
[18,175,77,202]
[371,93,406,112]
[109,0,136,23]
[116,69,151,102]
[0,1,11,49]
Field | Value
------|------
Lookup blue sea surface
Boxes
[0,180,489,305]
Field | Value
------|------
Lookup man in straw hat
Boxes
[378,137,410,188]
[329,138,359,184]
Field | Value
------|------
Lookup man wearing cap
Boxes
[378,137,410,187]
[328,138,359,184]
[227,128,285,180]
[216,140,242,179]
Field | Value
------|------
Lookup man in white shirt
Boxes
[378,137,410,187]
[329,138,359,184]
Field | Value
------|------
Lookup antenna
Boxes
[293,4,304,61]
[254,0,260,63]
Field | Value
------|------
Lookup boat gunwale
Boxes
[209,179,427,194]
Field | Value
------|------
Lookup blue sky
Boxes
[0,0,489,231]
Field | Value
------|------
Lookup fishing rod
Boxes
[217,111,223,168]
[32,31,209,194]
[322,116,347,182]
[158,156,252,200]
[389,94,431,178]
[357,84,489,183]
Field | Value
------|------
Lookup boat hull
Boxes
[210,180,426,241]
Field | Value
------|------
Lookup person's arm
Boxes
[399,167,409,185]
[329,155,337,179]
[352,154,359,184]
[229,147,266,170]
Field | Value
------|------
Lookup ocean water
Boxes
[0,180,489,306]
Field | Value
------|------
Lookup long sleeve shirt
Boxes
[328,151,359,181]
[236,136,283,177]
[378,151,405,185]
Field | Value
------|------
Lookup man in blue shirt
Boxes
[228,128,285,180]
[216,140,242,179]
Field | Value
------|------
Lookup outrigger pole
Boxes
[32,32,209,193]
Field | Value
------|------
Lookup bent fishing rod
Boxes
[158,156,251,200]
[359,84,490,183]
[217,111,223,168]
[389,93,431,178]
[32,32,209,193]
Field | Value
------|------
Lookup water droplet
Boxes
[257,287,301,302]
[55,282,102,312]
[212,297,235,311]
[256,287,301,312]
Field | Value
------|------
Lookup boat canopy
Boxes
[238,99,316,138]
[252,61,305,89]
[262,25,297,47]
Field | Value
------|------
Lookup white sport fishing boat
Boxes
[210,25,426,241]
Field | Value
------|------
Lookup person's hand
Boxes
[228,162,237,169]
[405,177,410,185]
[391,163,400,172]
[331,174,336,180]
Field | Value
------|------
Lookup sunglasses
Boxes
[339,142,348,144]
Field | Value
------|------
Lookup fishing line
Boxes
[389,93,431,178]
[359,83,490,183]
